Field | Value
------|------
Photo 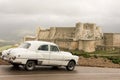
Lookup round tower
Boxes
[74,22,83,40]
[49,27,56,39]
[35,27,41,40]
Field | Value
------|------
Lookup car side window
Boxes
[50,45,59,52]
[38,45,48,51]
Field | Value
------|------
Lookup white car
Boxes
[1,41,79,71]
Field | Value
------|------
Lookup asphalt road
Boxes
[0,65,120,80]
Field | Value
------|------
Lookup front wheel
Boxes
[24,61,35,71]
[12,63,19,68]
[66,61,75,71]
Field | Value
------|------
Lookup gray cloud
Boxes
[0,0,120,42]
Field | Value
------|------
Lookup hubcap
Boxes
[28,63,33,67]
[26,61,35,70]
[68,62,75,70]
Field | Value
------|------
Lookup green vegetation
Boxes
[70,50,120,57]
[79,53,91,58]
[0,45,13,52]
[106,56,120,64]
[70,50,91,58]
[69,49,120,64]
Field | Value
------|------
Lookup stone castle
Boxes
[24,22,120,52]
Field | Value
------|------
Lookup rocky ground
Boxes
[0,59,9,65]
[78,56,120,68]
[0,57,120,68]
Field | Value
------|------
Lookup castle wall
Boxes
[78,41,83,50]
[78,40,95,52]
[54,27,75,39]
[96,33,120,51]
[104,33,113,46]
[95,40,104,46]
[54,40,78,50]
[49,27,56,39]
[38,29,50,39]
[24,22,103,52]
[103,33,120,47]
[113,33,120,46]
[69,41,78,50]
[82,40,95,52]
[24,36,36,41]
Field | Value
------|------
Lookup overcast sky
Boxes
[0,0,120,42]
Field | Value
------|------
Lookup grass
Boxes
[69,49,120,64]
[70,49,120,57]
[0,45,13,52]
[105,56,120,64]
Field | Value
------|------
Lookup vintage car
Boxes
[1,41,79,71]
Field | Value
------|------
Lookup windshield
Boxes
[19,43,31,49]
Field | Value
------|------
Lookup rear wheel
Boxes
[66,61,75,71]
[24,61,35,71]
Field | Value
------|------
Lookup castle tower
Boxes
[49,27,56,39]
[74,22,83,40]
[35,27,41,40]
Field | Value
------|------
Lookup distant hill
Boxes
[0,45,13,52]
[0,41,15,47]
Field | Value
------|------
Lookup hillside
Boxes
[0,45,13,52]
[0,41,14,47]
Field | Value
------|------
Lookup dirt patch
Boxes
[0,59,10,65]
[78,56,120,68]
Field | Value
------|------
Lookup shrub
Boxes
[107,56,120,64]
[93,55,98,58]
[79,53,91,58]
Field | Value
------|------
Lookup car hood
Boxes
[60,51,72,55]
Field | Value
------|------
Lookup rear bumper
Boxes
[1,56,23,64]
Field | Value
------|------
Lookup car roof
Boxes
[25,41,57,46]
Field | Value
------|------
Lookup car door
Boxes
[49,45,63,65]
[37,44,50,65]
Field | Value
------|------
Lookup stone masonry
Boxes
[101,33,120,51]
[24,22,103,52]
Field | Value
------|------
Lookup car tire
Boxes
[24,61,35,71]
[66,61,75,71]
[52,66,59,69]
[12,63,19,68]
